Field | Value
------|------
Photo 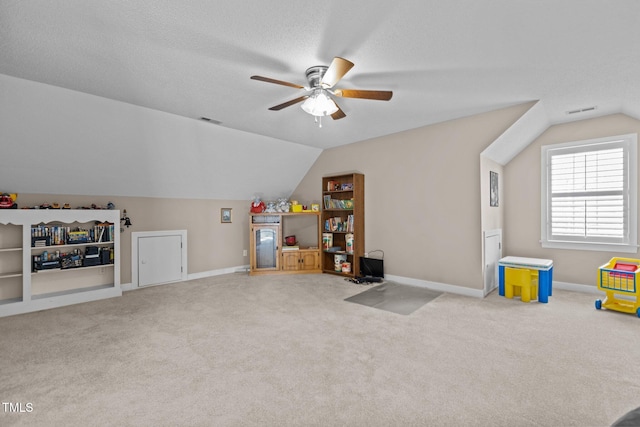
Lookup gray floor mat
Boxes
[345,282,443,315]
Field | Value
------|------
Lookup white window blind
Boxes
[541,134,637,252]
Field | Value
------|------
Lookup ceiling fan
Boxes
[250,57,392,126]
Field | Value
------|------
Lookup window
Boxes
[541,133,637,252]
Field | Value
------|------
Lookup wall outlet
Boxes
[243,249,248,257]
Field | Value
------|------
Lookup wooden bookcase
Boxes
[321,173,364,278]
[0,209,121,317]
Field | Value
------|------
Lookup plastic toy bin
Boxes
[596,257,640,317]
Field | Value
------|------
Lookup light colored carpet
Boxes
[1,273,639,426]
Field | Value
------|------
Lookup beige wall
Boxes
[504,114,640,286]
[14,194,250,284]
[20,106,632,291]
[292,103,532,290]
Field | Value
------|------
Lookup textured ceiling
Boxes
[2,1,640,151]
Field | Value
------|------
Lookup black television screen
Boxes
[359,256,384,278]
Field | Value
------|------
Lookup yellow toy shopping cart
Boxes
[595,257,640,317]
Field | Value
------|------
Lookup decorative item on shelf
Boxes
[276,198,290,213]
[0,193,18,209]
[290,200,304,212]
[33,253,61,271]
[120,209,133,229]
[285,235,297,246]
[341,262,351,273]
[322,233,333,250]
[264,201,277,213]
[60,253,82,269]
[346,233,354,254]
[311,203,320,212]
[82,246,101,266]
[250,196,266,213]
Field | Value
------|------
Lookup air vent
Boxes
[566,106,597,115]
[199,117,222,125]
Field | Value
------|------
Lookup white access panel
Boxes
[133,231,187,288]
[483,229,502,296]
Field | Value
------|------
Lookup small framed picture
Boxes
[221,208,232,223]
[490,171,499,207]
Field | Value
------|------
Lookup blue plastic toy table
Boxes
[498,256,554,303]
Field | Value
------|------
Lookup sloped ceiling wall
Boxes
[0,74,322,201]
[481,100,549,165]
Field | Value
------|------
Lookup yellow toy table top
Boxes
[499,256,553,271]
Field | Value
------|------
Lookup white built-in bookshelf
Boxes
[0,209,121,317]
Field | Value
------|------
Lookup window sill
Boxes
[541,240,639,253]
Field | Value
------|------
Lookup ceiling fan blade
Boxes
[320,57,354,88]
[251,75,305,89]
[268,95,309,111]
[333,89,393,101]
[331,106,346,120]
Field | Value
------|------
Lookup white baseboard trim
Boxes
[385,274,485,298]
[553,281,601,294]
[385,276,602,298]
[122,265,250,292]
[123,270,601,298]
[188,265,250,280]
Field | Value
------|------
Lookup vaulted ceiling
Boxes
[1,1,639,199]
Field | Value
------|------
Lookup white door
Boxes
[138,234,183,287]
[483,230,502,295]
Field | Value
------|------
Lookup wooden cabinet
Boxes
[0,210,121,317]
[321,173,364,278]
[249,212,321,275]
[250,223,280,273]
[282,249,319,272]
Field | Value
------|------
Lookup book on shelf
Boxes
[30,222,114,245]
[323,195,331,209]
[323,198,354,210]
[327,180,340,191]
[281,245,300,251]
[324,215,354,233]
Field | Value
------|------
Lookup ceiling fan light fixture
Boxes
[301,89,338,116]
